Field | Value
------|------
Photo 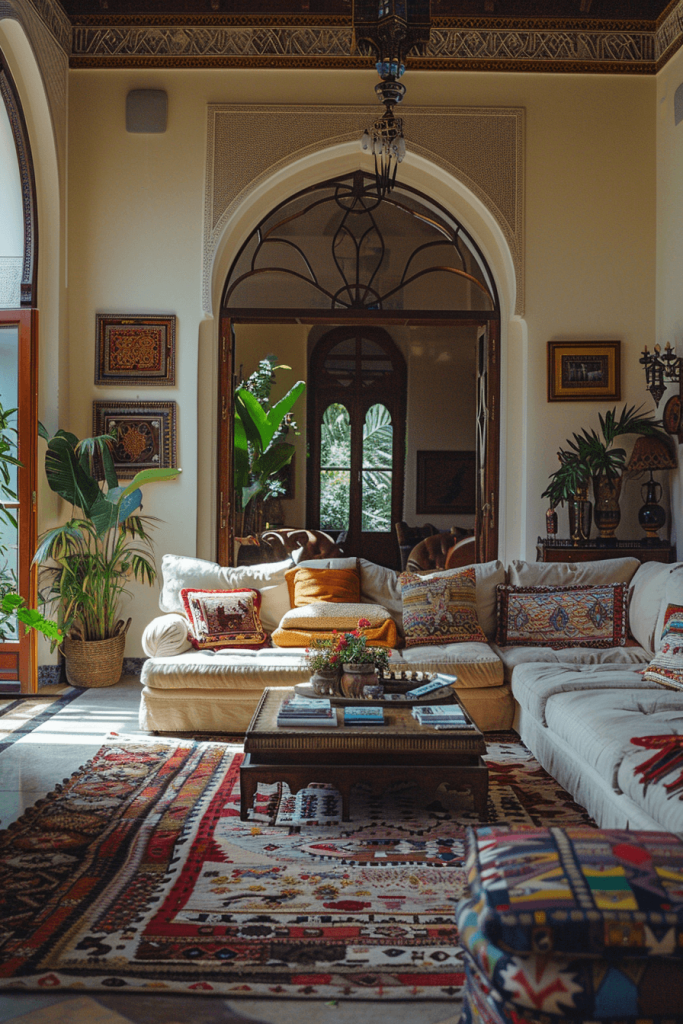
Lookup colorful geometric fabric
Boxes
[399,568,488,648]
[495,584,628,649]
[459,944,683,1024]
[464,825,683,958]
[0,736,593,999]
[643,604,683,690]
[631,733,683,797]
[180,587,267,650]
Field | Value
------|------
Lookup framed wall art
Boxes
[93,401,177,479]
[95,314,176,386]
[547,340,620,402]
[416,450,476,515]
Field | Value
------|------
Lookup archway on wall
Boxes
[217,170,501,569]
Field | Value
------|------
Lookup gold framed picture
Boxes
[547,341,621,402]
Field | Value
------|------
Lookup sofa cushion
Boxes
[511,661,656,725]
[159,554,292,633]
[492,642,649,684]
[496,583,628,648]
[141,647,311,690]
[278,602,391,630]
[181,588,267,651]
[618,736,683,836]
[653,563,683,650]
[358,558,504,641]
[462,825,683,958]
[508,556,640,588]
[399,567,487,647]
[628,559,673,654]
[142,613,192,658]
[285,565,360,607]
[544,685,683,790]
[391,641,504,688]
[643,603,683,690]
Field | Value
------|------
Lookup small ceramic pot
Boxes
[340,662,379,699]
[310,669,340,696]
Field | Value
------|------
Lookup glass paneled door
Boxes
[308,327,406,568]
[0,310,38,692]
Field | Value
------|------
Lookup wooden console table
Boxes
[537,538,675,564]
[240,687,489,822]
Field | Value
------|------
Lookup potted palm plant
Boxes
[542,405,669,539]
[35,426,180,687]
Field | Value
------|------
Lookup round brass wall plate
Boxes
[663,394,681,435]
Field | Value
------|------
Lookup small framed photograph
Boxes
[416,450,476,515]
[547,341,620,402]
[93,401,177,479]
[95,314,176,386]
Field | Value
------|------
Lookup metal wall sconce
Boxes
[640,342,680,407]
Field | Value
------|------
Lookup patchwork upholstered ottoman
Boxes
[456,825,683,1024]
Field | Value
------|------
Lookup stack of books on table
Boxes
[276,696,337,728]
[411,704,476,731]
[343,706,385,727]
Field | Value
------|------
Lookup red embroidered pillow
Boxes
[496,582,628,649]
[180,588,268,651]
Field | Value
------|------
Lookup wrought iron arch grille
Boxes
[222,171,498,314]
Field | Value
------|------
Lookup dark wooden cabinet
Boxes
[537,538,676,564]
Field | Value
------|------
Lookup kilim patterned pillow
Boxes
[642,604,683,690]
[180,588,268,650]
[398,567,487,647]
[496,582,628,648]
[463,824,683,959]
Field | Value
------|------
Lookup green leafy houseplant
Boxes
[35,426,180,650]
[304,619,390,675]
[0,403,61,644]
[542,404,669,507]
[234,357,305,535]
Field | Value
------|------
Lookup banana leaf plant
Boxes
[234,357,305,528]
[34,425,180,644]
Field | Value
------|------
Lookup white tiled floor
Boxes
[0,677,460,1024]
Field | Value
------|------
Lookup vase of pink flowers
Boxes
[304,617,389,697]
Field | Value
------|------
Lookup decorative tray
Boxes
[294,673,457,708]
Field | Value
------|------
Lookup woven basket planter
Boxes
[62,619,130,689]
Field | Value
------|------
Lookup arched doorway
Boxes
[218,170,500,567]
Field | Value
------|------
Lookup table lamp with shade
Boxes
[626,435,678,540]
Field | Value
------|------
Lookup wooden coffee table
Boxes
[240,686,488,821]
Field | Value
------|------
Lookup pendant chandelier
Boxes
[355,2,431,198]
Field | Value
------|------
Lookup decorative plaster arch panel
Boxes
[204,103,525,317]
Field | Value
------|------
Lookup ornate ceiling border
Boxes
[63,3,683,72]
[203,104,524,318]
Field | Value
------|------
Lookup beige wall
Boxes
[60,66,658,655]
[657,47,683,553]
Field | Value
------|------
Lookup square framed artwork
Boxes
[547,341,620,402]
[95,314,176,386]
[416,450,476,515]
[93,401,177,479]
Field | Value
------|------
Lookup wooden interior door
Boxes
[0,310,38,693]
[217,316,235,566]
[475,321,500,563]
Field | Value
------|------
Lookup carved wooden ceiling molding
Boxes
[203,104,525,318]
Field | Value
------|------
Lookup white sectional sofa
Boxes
[139,550,683,835]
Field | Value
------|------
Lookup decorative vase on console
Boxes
[568,484,592,544]
[592,473,623,540]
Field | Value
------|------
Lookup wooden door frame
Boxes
[0,309,39,693]
[217,309,500,567]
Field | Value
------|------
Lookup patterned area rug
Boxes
[0,735,594,1001]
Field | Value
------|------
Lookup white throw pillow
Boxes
[142,613,192,657]
[629,560,676,655]
[653,563,683,651]
[509,557,640,589]
[158,554,293,633]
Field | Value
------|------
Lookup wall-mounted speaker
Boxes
[675,82,683,126]
[126,90,168,133]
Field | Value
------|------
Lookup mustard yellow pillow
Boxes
[285,566,361,607]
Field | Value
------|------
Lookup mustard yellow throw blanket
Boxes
[272,617,398,650]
